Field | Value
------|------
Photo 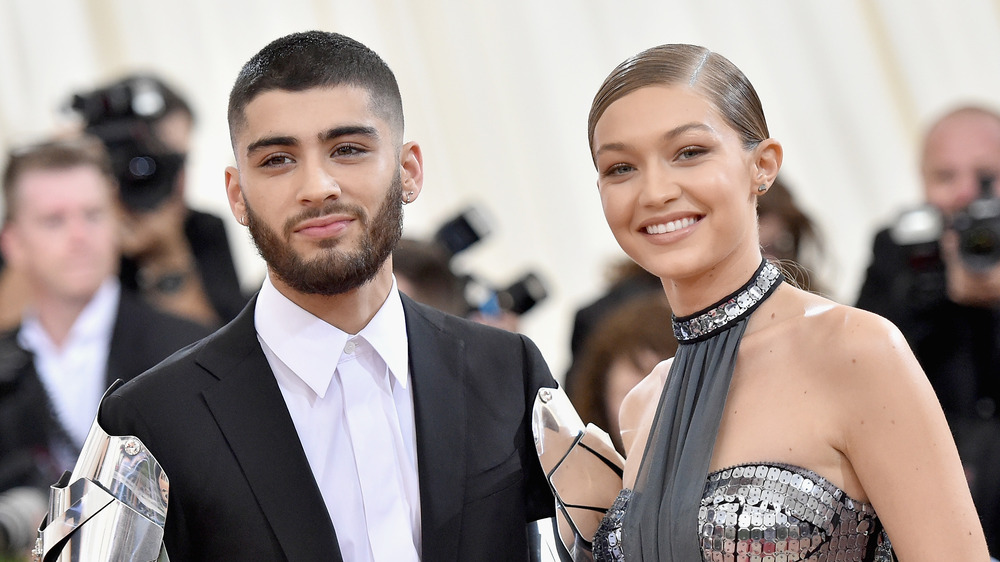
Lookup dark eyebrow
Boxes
[245,125,381,157]
[320,125,380,143]
[594,122,714,159]
[246,135,298,156]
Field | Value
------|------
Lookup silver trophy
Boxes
[33,381,169,562]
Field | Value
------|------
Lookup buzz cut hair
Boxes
[227,31,404,147]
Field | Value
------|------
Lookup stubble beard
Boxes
[245,172,404,296]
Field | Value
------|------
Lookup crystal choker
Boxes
[672,260,783,343]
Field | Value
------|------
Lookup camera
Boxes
[68,75,184,211]
[0,487,46,557]
[952,174,1000,272]
[886,174,1000,309]
[429,206,549,316]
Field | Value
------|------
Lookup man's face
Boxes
[922,112,1000,217]
[1,166,119,304]
[225,86,419,296]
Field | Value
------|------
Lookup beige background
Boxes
[2,0,999,376]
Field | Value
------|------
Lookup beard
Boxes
[245,171,404,296]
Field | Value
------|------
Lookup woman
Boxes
[584,44,988,561]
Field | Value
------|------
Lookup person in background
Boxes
[757,175,826,294]
[82,73,250,326]
[0,254,29,332]
[856,104,1000,555]
[564,258,662,397]
[0,136,210,558]
[392,237,469,317]
[568,293,677,455]
[393,237,525,332]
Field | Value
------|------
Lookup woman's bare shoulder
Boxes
[775,289,912,371]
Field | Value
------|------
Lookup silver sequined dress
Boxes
[593,461,894,562]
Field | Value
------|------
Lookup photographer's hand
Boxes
[119,191,219,326]
[941,230,1000,307]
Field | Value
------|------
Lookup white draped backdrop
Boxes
[2,0,999,376]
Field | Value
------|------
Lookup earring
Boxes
[757,184,768,194]
[403,192,413,204]
[239,214,248,226]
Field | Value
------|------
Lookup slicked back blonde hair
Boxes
[588,44,769,165]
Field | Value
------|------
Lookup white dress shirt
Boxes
[19,277,120,452]
[255,275,421,562]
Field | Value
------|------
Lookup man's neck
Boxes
[32,289,100,349]
[269,266,395,335]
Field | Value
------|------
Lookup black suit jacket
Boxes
[0,288,211,492]
[98,293,556,561]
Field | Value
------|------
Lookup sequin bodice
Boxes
[593,462,893,562]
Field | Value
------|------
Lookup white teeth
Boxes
[645,217,698,234]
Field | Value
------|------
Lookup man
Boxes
[97,31,556,561]
[0,137,210,552]
[856,105,1000,555]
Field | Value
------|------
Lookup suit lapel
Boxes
[196,298,343,561]
[402,296,467,561]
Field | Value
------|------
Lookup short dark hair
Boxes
[3,136,116,224]
[227,31,404,146]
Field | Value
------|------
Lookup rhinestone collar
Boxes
[672,260,783,343]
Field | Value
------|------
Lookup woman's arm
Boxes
[618,358,670,488]
[838,310,989,560]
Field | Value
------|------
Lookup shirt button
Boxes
[344,340,357,354]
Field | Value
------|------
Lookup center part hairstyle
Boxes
[227,30,404,145]
[587,44,769,162]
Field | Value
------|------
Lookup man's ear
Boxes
[399,141,424,203]
[753,138,783,189]
[0,225,23,268]
[224,166,247,225]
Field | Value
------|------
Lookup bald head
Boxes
[921,106,1000,217]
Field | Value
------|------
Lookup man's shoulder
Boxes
[0,326,35,390]
[401,295,524,344]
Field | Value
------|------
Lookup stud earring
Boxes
[757,184,768,194]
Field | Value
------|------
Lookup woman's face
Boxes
[592,85,762,282]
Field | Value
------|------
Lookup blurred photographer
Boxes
[392,207,548,332]
[856,104,1000,555]
[73,74,248,327]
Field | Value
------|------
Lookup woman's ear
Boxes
[753,138,783,188]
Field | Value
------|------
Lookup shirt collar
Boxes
[358,276,409,390]
[255,275,409,398]
[19,277,121,353]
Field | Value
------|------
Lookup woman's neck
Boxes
[661,248,764,317]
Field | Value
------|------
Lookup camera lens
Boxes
[963,227,998,255]
[958,223,1000,271]
[128,156,157,179]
